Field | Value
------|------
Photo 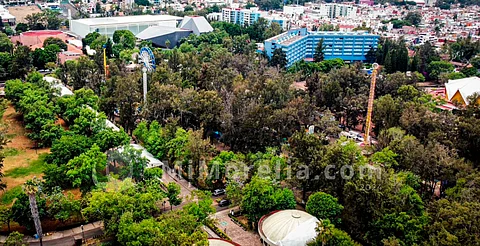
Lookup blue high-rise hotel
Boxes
[264,28,380,67]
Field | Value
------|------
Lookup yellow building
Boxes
[445,77,480,106]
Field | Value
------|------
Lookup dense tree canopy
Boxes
[2,18,480,245]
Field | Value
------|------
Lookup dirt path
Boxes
[2,105,49,191]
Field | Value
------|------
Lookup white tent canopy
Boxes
[116,144,164,169]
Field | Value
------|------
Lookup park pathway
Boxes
[214,209,262,246]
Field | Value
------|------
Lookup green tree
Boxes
[83,179,164,236]
[115,72,142,133]
[10,45,33,79]
[427,61,454,81]
[116,209,208,246]
[308,220,359,246]
[45,188,81,222]
[32,44,60,69]
[82,32,101,48]
[112,30,136,50]
[264,22,283,39]
[25,12,45,30]
[43,37,67,50]
[288,130,324,202]
[405,11,422,26]
[372,95,401,134]
[15,23,28,33]
[0,52,12,80]
[241,177,295,223]
[5,231,26,246]
[306,192,344,225]
[184,129,213,185]
[269,48,287,68]
[117,145,148,182]
[0,33,13,53]
[342,170,427,245]
[166,182,182,210]
[70,108,107,137]
[314,39,326,62]
[144,168,163,180]
[182,191,216,224]
[65,144,107,192]
[45,134,92,165]
[44,10,62,30]
[417,42,439,74]
[0,206,12,232]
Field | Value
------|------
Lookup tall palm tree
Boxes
[23,177,43,246]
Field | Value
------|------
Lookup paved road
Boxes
[0,221,103,246]
[60,2,78,19]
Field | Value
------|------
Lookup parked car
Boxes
[213,189,226,196]
[219,199,231,207]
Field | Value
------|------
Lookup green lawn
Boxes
[5,153,48,178]
[2,147,24,157]
[0,186,23,205]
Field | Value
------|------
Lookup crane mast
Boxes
[364,63,379,145]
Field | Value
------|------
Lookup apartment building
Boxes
[264,28,379,67]
[222,7,261,26]
[310,3,358,19]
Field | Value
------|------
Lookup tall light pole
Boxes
[142,66,147,104]
[81,225,85,243]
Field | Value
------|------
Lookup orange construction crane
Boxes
[364,63,380,146]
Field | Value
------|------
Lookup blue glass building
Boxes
[264,28,379,67]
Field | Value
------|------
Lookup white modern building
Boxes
[0,5,15,25]
[258,210,319,246]
[222,7,261,26]
[179,16,213,35]
[283,5,304,17]
[70,15,183,38]
[310,3,357,19]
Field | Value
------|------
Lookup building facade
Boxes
[283,5,305,17]
[264,28,379,67]
[70,15,182,38]
[310,3,358,19]
[264,16,289,30]
[222,8,261,26]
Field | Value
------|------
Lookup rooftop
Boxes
[308,31,378,36]
[21,30,63,36]
[445,76,480,105]
[71,15,183,26]
[258,210,319,246]
[208,238,241,246]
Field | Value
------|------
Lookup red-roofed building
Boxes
[12,30,70,48]
[58,44,84,64]
[11,30,83,64]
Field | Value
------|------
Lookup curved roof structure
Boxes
[208,238,241,246]
[258,210,319,246]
